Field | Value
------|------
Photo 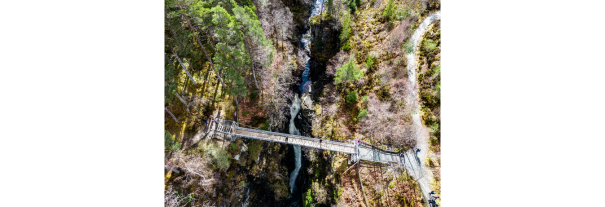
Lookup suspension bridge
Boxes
[206,119,425,172]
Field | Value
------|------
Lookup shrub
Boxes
[304,189,314,206]
[366,54,375,68]
[358,109,368,119]
[243,111,248,116]
[360,95,369,103]
[403,42,414,54]
[433,65,441,76]
[247,139,262,162]
[383,0,395,21]
[423,39,438,51]
[202,142,231,170]
[260,119,270,130]
[346,91,358,104]
[396,7,411,20]
[347,0,361,12]
[342,40,351,51]
[165,131,180,155]
[249,90,258,99]
[214,147,231,170]
[430,137,439,145]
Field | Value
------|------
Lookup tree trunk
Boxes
[211,77,220,111]
[170,47,198,85]
[358,163,370,207]
[239,30,260,90]
[251,66,260,90]
[165,107,181,124]
[201,65,211,97]
[234,96,239,123]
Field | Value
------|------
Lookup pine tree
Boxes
[335,57,363,86]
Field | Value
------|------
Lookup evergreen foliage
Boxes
[366,54,375,68]
[358,109,368,119]
[347,0,361,12]
[346,91,358,104]
[188,0,274,98]
[165,131,180,155]
[383,0,395,21]
[335,57,363,85]
[339,14,352,44]
[360,95,369,103]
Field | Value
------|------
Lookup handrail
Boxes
[224,130,355,154]
[236,127,355,147]
[357,140,400,154]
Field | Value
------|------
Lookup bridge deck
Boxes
[208,120,356,154]
[207,120,417,160]
[232,127,356,154]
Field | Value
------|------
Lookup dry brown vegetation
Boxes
[313,0,434,149]
[307,0,441,206]
[339,163,423,207]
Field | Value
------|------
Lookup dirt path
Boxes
[404,11,441,203]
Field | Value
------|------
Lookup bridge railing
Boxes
[234,126,355,148]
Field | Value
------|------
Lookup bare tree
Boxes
[170,47,198,85]
[165,186,188,207]
[358,93,415,148]
[165,107,181,124]
[167,151,215,188]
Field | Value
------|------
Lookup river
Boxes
[287,0,325,205]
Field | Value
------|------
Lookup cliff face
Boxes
[308,15,343,102]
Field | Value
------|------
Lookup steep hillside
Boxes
[164,0,441,206]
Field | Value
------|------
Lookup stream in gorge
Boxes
[285,0,325,206]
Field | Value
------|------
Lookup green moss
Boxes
[310,15,322,26]
[247,139,262,163]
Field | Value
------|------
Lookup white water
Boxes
[289,0,325,195]
[404,11,440,202]
[288,95,302,193]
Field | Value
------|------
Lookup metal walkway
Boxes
[207,119,431,201]
[206,119,423,166]
[208,119,356,154]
